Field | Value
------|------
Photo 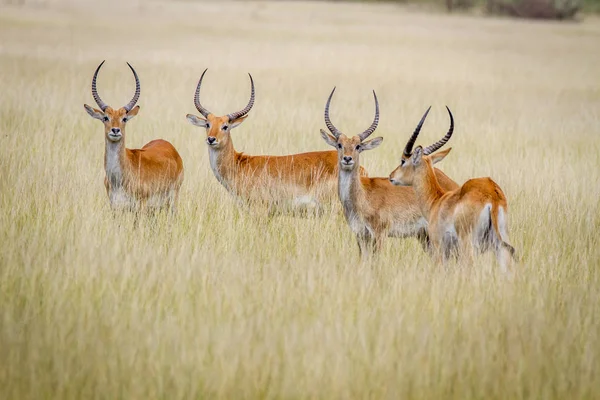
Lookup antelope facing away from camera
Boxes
[84,61,184,212]
[185,70,366,213]
[389,106,516,271]
[320,88,458,260]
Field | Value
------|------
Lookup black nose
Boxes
[111,128,120,134]
[207,137,216,144]
[343,156,353,163]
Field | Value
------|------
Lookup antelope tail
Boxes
[490,203,517,260]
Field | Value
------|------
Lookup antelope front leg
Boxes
[371,231,386,258]
[416,229,433,256]
[356,234,373,262]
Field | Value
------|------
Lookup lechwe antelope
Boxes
[185,70,366,213]
[320,88,458,259]
[84,61,184,212]
[389,106,516,271]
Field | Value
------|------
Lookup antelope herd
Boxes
[84,61,516,271]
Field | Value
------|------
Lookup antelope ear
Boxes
[84,104,104,120]
[412,146,424,165]
[126,105,140,119]
[430,147,452,165]
[186,114,208,128]
[320,129,337,148]
[229,114,248,129]
[359,136,383,152]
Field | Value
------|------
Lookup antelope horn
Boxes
[404,106,431,156]
[227,73,255,122]
[324,87,342,139]
[423,106,454,155]
[91,60,108,111]
[123,63,140,112]
[123,62,141,112]
[193,69,211,118]
[358,90,379,142]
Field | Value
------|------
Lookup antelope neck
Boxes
[338,166,367,219]
[207,138,237,191]
[413,161,446,217]
[105,138,127,188]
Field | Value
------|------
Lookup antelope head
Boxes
[83,61,141,143]
[320,87,382,171]
[389,106,454,186]
[186,69,255,150]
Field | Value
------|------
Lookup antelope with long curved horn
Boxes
[185,70,366,212]
[84,61,184,211]
[389,107,516,271]
[319,88,459,259]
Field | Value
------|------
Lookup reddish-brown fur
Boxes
[321,131,459,259]
[110,138,183,197]
[390,146,515,270]
[186,113,367,208]
[85,105,184,211]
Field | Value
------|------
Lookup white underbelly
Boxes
[108,188,172,210]
[146,192,172,208]
[109,188,137,210]
[292,195,319,208]
[346,214,371,236]
[245,183,325,207]
[388,217,428,238]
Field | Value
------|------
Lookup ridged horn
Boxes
[91,60,108,111]
[404,106,431,157]
[324,87,342,139]
[358,90,379,142]
[423,106,454,155]
[227,73,255,122]
[193,69,211,118]
[123,62,140,112]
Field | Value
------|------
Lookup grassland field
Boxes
[1,0,600,398]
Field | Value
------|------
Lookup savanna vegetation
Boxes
[1,0,599,398]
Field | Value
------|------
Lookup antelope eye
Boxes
[205,123,210,128]
[222,125,228,130]
[103,116,109,122]
[122,118,127,123]
[355,145,361,150]
[337,143,342,149]
[401,159,405,166]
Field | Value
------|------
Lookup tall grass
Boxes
[1,1,599,398]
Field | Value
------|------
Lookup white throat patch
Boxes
[208,147,228,190]
[338,170,367,235]
[105,141,123,187]
[338,170,353,205]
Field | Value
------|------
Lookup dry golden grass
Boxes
[1,1,600,398]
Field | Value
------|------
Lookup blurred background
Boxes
[2,0,596,19]
[1,1,599,399]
